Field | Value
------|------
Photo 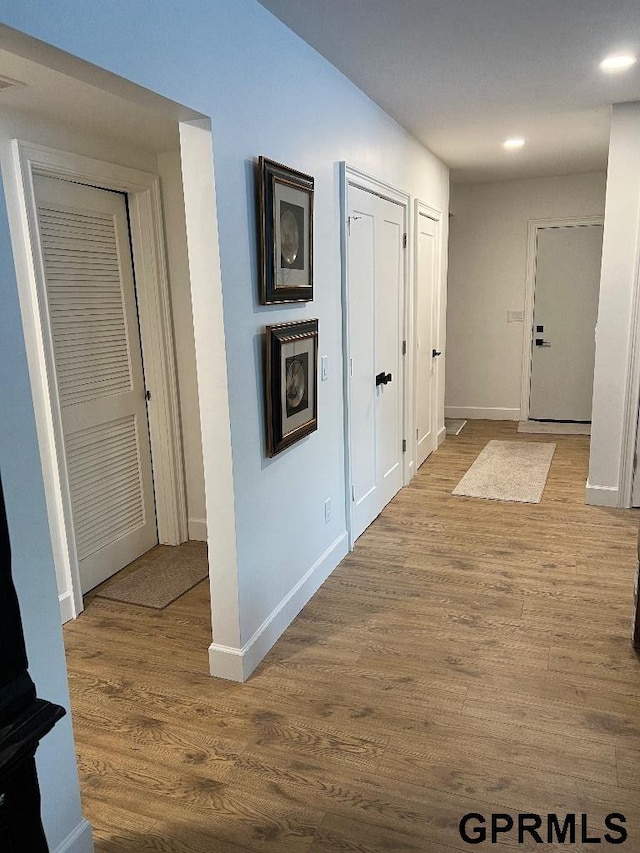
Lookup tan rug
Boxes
[518,420,590,435]
[96,541,208,609]
[452,440,556,503]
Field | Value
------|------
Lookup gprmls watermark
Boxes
[459,813,627,845]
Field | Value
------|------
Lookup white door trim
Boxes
[413,199,442,469]
[340,162,410,549]
[520,215,604,423]
[3,140,188,620]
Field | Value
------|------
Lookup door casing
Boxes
[340,163,411,549]
[520,215,604,424]
[3,141,188,621]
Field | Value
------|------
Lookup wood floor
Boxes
[63,420,640,852]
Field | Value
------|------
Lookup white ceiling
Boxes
[0,47,181,154]
[258,0,640,182]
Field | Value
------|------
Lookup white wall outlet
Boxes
[324,497,331,523]
[507,309,524,323]
[320,355,328,381]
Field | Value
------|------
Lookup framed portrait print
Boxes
[259,157,314,304]
[265,319,318,456]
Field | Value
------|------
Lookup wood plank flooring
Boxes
[63,420,640,852]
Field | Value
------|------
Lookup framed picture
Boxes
[259,157,314,304]
[265,319,318,456]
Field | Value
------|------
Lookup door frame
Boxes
[339,162,410,549]
[3,140,188,621]
[413,199,443,468]
[520,215,604,423]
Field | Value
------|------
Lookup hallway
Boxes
[63,420,640,851]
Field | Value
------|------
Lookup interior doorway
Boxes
[32,174,159,594]
[342,166,409,545]
[415,205,440,468]
[521,217,604,425]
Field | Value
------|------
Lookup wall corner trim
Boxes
[209,532,349,682]
[585,482,620,508]
[187,518,207,542]
[59,591,74,625]
[52,818,94,853]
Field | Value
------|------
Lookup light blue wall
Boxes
[0,1,448,644]
[0,172,85,849]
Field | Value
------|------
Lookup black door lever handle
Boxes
[375,372,393,386]
[432,349,442,357]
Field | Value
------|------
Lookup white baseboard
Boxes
[188,517,207,541]
[437,425,446,447]
[585,483,620,507]
[59,591,75,624]
[52,819,94,853]
[209,532,349,682]
[445,406,520,421]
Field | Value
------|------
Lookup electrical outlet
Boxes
[324,498,331,523]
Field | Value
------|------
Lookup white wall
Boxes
[0,1,449,681]
[157,150,206,540]
[446,173,606,420]
[588,102,640,507]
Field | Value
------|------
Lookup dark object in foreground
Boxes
[0,477,65,851]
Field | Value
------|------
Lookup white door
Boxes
[529,224,603,421]
[33,175,158,593]
[348,185,405,542]
[416,212,438,468]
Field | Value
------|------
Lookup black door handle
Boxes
[535,339,551,347]
[432,349,442,358]
[375,371,393,386]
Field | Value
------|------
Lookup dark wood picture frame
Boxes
[259,157,314,304]
[265,319,318,456]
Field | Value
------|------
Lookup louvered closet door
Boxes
[33,175,157,594]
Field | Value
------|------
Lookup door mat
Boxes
[452,440,555,504]
[96,542,208,609]
[445,418,467,436]
[517,420,590,435]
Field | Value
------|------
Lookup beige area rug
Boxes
[518,420,590,435]
[96,541,208,609]
[445,418,467,436]
[452,440,556,503]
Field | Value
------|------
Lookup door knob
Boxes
[432,349,442,358]
[375,371,392,386]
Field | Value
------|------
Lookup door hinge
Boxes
[145,389,152,402]
[403,233,407,249]
[402,340,407,356]
[351,484,356,501]
[402,439,407,453]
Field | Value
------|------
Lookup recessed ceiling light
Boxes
[504,138,525,150]
[600,54,637,72]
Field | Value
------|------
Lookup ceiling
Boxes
[258,0,640,183]
[0,46,181,154]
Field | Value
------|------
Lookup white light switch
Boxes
[320,355,328,381]
[507,310,524,323]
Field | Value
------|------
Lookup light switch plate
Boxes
[507,310,524,323]
[320,355,328,381]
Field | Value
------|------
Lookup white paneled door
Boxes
[416,212,438,468]
[33,175,157,593]
[348,185,405,542]
[529,224,603,422]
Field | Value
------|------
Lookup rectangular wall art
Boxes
[265,319,318,456]
[259,157,314,304]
